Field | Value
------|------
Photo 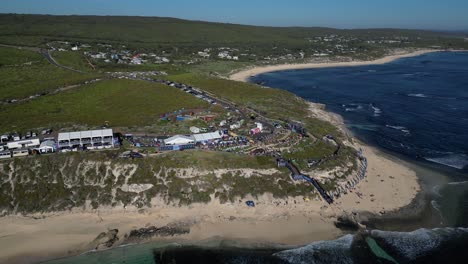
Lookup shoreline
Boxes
[0,50,434,264]
[229,49,440,82]
[0,108,421,264]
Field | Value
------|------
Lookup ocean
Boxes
[253,51,468,173]
[45,52,468,263]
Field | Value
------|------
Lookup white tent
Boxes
[193,131,222,143]
[164,135,195,146]
[190,126,201,134]
[7,138,40,150]
[37,140,56,153]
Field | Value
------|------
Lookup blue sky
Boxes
[1,0,468,30]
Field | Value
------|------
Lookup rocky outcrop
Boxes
[124,224,190,243]
[90,229,119,250]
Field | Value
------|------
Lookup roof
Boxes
[58,129,113,141]
[39,140,56,149]
[164,135,194,145]
[193,131,222,142]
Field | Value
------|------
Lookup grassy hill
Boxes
[0,47,99,101]
[0,79,209,132]
[0,14,464,50]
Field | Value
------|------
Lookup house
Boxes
[193,131,222,143]
[36,140,56,154]
[250,122,263,135]
[58,129,114,150]
[7,138,40,150]
[164,135,195,146]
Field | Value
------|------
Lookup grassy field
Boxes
[168,73,308,118]
[0,47,100,101]
[52,50,96,72]
[0,14,466,53]
[0,79,210,133]
[167,73,340,137]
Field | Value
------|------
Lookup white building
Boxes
[164,135,195,146]
[7,138,40,150]
[58,129,114,149]
[36,140,56,154]
[193,131,223,143]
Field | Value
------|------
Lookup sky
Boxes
[1,0,468,30]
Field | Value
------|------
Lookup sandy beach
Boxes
[229,49,439,82]
[0,51,427,264]
[0,116,420,264]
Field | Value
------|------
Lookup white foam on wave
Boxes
[274,234,354,264]
[448,180,468,186]
[431,185,443,197]
[408,93,428,98]
[371,228,468,261]
[370,104,382,117]
[430,200,445,224]
[425,153,468,170]
[386,125,411,135]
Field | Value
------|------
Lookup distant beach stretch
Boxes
[230,49,439,82]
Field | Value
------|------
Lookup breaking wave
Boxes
[370,104,382,117]
[408,93,428,98]
[424,153,468,170]
[274,228,468,264]
[342,103,363,112]
[274,235,354,264]
[371,228,468,262]
[386,125,411,134]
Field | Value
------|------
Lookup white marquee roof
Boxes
[58,129,113,141]
[193,131,222,142]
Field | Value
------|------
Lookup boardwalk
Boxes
[280,158,334,204]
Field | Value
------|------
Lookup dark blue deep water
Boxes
[253,52,468,172]
[45,52,468,264]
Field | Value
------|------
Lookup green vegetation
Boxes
[185,61,253,76]
[0,14,467,57]
[0,79,209,133]
[52,51,95,72]
[0,14,378,214]
[0,47,99,101]
[0,150,315,213]
[169,74,308,119]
